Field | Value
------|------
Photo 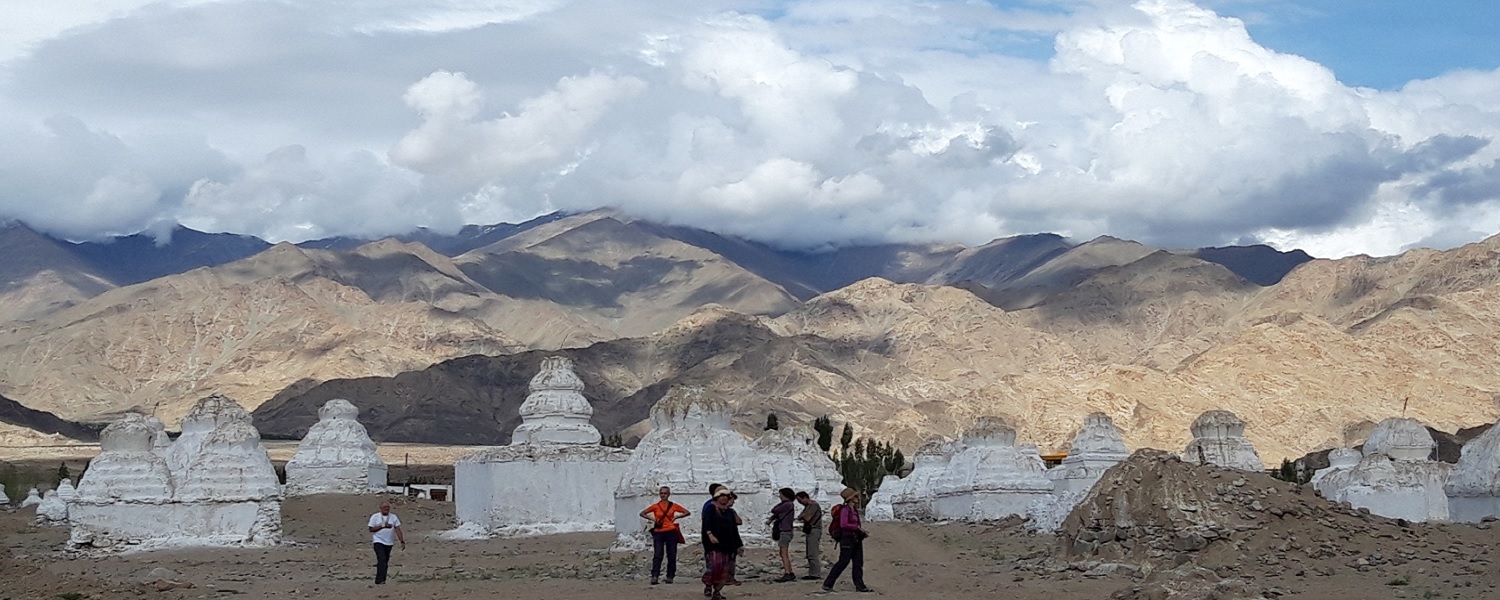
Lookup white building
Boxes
[285,399,388,495]
[1183,410,1264,471]
[1447,424,1500,522]
[1315,418,1452,522]
[68,396,282,549]
[452,356,630,538]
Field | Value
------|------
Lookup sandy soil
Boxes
[5,489,1500,600]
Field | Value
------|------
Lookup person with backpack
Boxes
[640,486,691,585]
[819,487,872,594]
[766,487,798,582]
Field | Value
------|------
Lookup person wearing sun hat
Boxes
[700,487,744,600]
[819,487,872,594]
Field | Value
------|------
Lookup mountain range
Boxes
[8,210,1500,462]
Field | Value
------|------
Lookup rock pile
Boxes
[1058,448,1497,593]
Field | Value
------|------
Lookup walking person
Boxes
[701,488,744,600]
[820,488,872,594]
[701,482,725,595]
[795,491,824,580]
[640,486,691,585]
[767,487,797,582]
[367,501,405,585]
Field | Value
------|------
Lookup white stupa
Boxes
[20,487,42,507]
[36,489,68,524]
[285,399,388,495]
[146,416,172,456]
[890,440,958,521]
[750,426,845,506]
[1048,412,1130,494]
[69,397,282,549]
[1,483,7,505]
[865,475,900,521]
[613,386,773,544]
[57,479,78,502]
[1315,418,1451,522]
[453,356,630,538]
[930,417,1054,521]
[1447,424,1500,522]
[1310,447,1361,490]
[1183,410,1264,471]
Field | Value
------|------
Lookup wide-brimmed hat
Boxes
[713,488,734,499]
[840,487,858,501]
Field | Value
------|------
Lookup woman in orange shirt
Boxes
[640,486,691,585]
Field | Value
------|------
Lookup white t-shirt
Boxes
[369,512,401,546]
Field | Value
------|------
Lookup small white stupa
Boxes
[613,386,771,544]
[1447,424,1500,522]
[69,397,282,549]
[1310,448,1361,490]
[865,475,900,521]
[1,483,7,505]
[930,417,1054,521]
[36,489,68,524]
[890,440,958,521]
[20,487,42,507]
[1183,410,1264,471]
[1315,418,1451,522]
[146,416,172,456]
[454,356,630,538]
[57,479,78,502]
[285,399,387,495]
[1048,412,1130,494]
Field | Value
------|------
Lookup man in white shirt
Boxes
[367,501,406,584]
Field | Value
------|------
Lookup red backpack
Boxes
[826,504,843,538]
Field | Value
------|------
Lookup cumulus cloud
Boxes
[1,0,1499,256]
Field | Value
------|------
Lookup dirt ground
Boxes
[4,490,1500,600]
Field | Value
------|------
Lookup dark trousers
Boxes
[651,531,679,579]
[373,542,393,584]
[822,536,865,590]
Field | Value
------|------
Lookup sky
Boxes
[1,0,1498,257]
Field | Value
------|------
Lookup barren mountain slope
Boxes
[979,236,1157,310]
[1011,251,1259,368]
[1244,232,1500,328]
[0,224,114,323]
[0,242,523,426]
[455,215,800,337]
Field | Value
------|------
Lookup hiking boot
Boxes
[776,573,797,583]
[651,577,659,585]
[801,575,821,580]
[815,587,834,595]
[665,577,675,584]
[855,587,875,593]
[703,584,712,597]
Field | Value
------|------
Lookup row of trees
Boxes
[777,413,906,499]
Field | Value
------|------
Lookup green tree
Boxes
[601,433,625,447]
[834,433,904,502]
[55,462,70,487]
[765,413,780,431]
[840,423,854,453]
[813,416,834,452]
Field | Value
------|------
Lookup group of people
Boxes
[640,484,872,599]
[361,485,871,597]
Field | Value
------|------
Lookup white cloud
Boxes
[1,0,1499,254]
